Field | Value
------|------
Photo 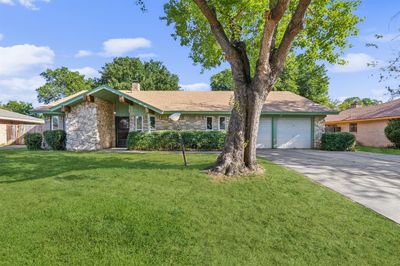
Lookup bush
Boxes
[320,132,356,151]
[385,120,400,148]
[43,130,66,150]
[24,133,43,150]
[127,130,226,151]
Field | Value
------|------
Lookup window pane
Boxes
[136,116,143,131]
[207,117,213,130]
[150,116,156,130]
[219,117,226,130]
[52,116,59,130]
[350,123,357,133]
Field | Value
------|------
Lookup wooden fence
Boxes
[1,124,44,146]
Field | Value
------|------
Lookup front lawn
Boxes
[0,150,399,265]
[356,145,400,155]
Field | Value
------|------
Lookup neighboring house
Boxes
[326,99,400,147]
[0,108,44,146]
[33,84,336,151]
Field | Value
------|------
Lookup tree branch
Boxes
[254,0,291,83]
[192,0,235,58]
[270,0,312,79]
[193,0,251,83]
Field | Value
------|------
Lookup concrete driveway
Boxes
[257,149,400,224]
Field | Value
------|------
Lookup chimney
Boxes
[131,82,141,92]
[350,101,361,109]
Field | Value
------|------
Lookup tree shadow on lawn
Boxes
[0,150,213,184]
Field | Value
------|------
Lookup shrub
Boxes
[320,132,356,151]
[43,130,66,150]
[385,120,400,148]
[24,133,43,150]
[127,130,226,151]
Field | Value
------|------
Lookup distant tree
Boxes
[36,67,95,104]
[210,69,234,91]
[275,55,330,105]
[338,97,381,110]
[210,55,331,106]
[99,57,179,91]
[0,101,33,115]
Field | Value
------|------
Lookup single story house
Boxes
[33,84,336,151]
[326,98,400,147]
[0,108,44,146]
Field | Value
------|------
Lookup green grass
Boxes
[0,150,399,265]
[356,145,400,155]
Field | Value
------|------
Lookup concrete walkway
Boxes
[257,149,400,224]
[0,145,26,150]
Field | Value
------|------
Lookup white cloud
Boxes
[0,0,50,10]
[180,83,210,91]
[330,53,380,73]
[100,38,151,57]
[0,44,54,76]
[0,34,3,41]
[0,76,45,104]
[72,67,99,79]
[74,50,93,58]
[137,53,157,59]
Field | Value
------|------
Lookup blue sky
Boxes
[0,0,399,106]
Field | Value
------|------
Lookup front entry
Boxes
[116,117,129,147]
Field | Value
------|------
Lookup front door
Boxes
[116,117,130,147]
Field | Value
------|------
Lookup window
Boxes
[136,116,143,131]
[51,116,60,130]
[219,117,227,130]
[206,117,213,130]
[349,123,357,133]
[150,116,156,131]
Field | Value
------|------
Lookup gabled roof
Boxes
[326,98,400,124]
[34,85,336,115]
[0,108,44,124]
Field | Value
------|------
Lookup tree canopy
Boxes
[210,55,331,106]
[338,97,381,111]
[0,101,34,115]
[36,67,95,104]
[99,57,179,91]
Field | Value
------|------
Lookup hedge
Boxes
[24,133,43,150]
[127,130,226,151]
[43,130,66,150]
[384,120,400,148]
[320,132,356,151]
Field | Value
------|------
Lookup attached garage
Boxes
[256,116,315,149]
[256,118,272,148]
[276,117,312,149]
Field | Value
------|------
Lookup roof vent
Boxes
[131,82,141,92]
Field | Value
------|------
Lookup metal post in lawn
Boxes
[168,113,188,167]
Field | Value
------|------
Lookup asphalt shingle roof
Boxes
[0,108,44,124]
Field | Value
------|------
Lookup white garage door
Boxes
[277,117,312,149]
[256,118,272,148]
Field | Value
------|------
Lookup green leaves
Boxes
[163,0,362,71]
[36,67,95,104]
[0,101,33,115]
[99,57,179,91]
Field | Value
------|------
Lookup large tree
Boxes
[210,55,331,105]
[37,67,95,104]
[162,0,360,176]
[99,57,179,90]
[0,101,34,115]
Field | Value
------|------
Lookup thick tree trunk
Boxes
[210,82,268,176]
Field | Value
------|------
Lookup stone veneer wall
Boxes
[96,99,115,149]
[65,98,114,151]
[314,116,325,148]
